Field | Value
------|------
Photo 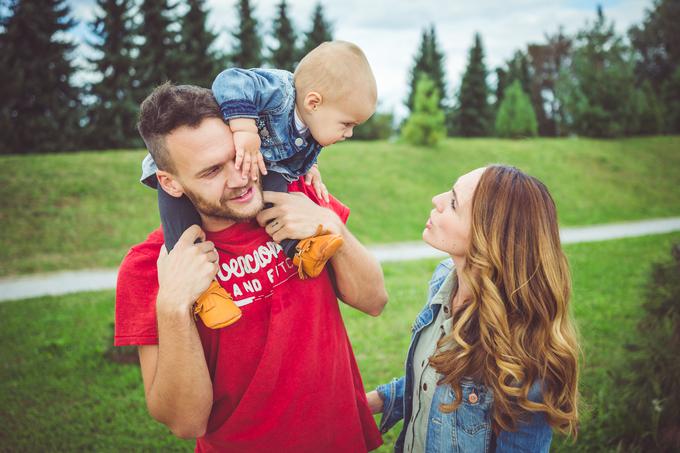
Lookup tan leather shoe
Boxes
[293,226,344,279]
[193,281,242,329]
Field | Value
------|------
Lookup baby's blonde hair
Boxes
[294,41,377,106]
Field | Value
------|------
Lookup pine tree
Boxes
[495,80,538,138]
[556,6,637,137]
[231,0,262,68]
[406,25,447,112]
[402,75,446,146]
[269,0,298,72]
[176,0,220,87]
[629,0,680,93]
[494,67,507,108]
[661,66,680,133]
[86,0,138,149]
[135,0,179,96]
[300,3,332,57]
[629,80,664,135]
[494,51,532,108]
[0,0,81,153]
[527,28,572,136]
[456,33,492,137]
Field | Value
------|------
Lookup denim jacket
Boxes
[376,259,553,453]
[212,68,322,180]
[139,68,321,187]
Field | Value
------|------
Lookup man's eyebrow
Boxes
[195,163,221,178]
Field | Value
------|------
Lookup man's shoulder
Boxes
[287,178,350,224]
[118,227,164,275]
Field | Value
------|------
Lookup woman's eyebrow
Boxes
[451,187,458,205]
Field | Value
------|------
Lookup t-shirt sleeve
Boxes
[287,178,350,224]
[114,246,161,346]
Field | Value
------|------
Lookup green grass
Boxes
[1,232,678,451]
[1,136,680,276]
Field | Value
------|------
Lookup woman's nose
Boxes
[432,193,445,211]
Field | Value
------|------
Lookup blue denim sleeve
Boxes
[376,376,405,434]
[495,381,553,452]
[211,68,290,120]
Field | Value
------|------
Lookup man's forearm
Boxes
[144,300,213,438]
[330,223,388,316]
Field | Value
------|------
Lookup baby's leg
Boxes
[157,185,202,251]
[262,172,299,258]
[157,185,241,328]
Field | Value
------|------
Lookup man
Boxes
[114,83,387,452]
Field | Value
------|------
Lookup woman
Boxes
[367,165,579,452]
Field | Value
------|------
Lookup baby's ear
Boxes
[303,91,323,111]
[156,171,184,198]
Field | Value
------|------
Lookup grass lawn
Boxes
[1,136,679,277]
[1,232,678,451]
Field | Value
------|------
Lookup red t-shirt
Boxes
[114,179,382,452]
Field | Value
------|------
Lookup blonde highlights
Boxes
[429,165,580,436]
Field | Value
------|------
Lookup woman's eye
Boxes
[450,198,456,210]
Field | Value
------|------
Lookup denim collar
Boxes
[429,268,458,308]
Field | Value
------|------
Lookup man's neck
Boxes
[200,214,237,233]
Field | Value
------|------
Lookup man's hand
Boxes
[156,225,219,314]
[229,118,267,181]
[256,191,342,243]
[304,164,329,203]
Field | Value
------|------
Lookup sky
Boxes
[68,0,652,119]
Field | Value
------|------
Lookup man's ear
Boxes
[156,170,184,198]
[302,91,323,113]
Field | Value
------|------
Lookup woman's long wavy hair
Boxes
[429,165,579,436]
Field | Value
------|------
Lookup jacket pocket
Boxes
[455,384,492,452]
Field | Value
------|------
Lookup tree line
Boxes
[1,0,678,153]
[404,1,680,145]
[0,0,333,153]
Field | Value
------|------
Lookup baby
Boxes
[142,41,377,329]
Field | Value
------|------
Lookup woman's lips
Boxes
[230,186,254,203]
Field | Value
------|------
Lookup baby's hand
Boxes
[232,130,266,181]
[229,117,267,180]
[304,164,329,203]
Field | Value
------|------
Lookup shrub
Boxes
[494,80,538,138]
[401,75,446,146]
[352,111,394,141]
[608,244,680,451]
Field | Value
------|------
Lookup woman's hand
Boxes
[366,390,384,414]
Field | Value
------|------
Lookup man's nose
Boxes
[344,128,354,138]
[225,161,249,187]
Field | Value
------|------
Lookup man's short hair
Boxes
[137,82,221,173]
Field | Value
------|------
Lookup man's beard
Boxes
[183,180,264,222]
